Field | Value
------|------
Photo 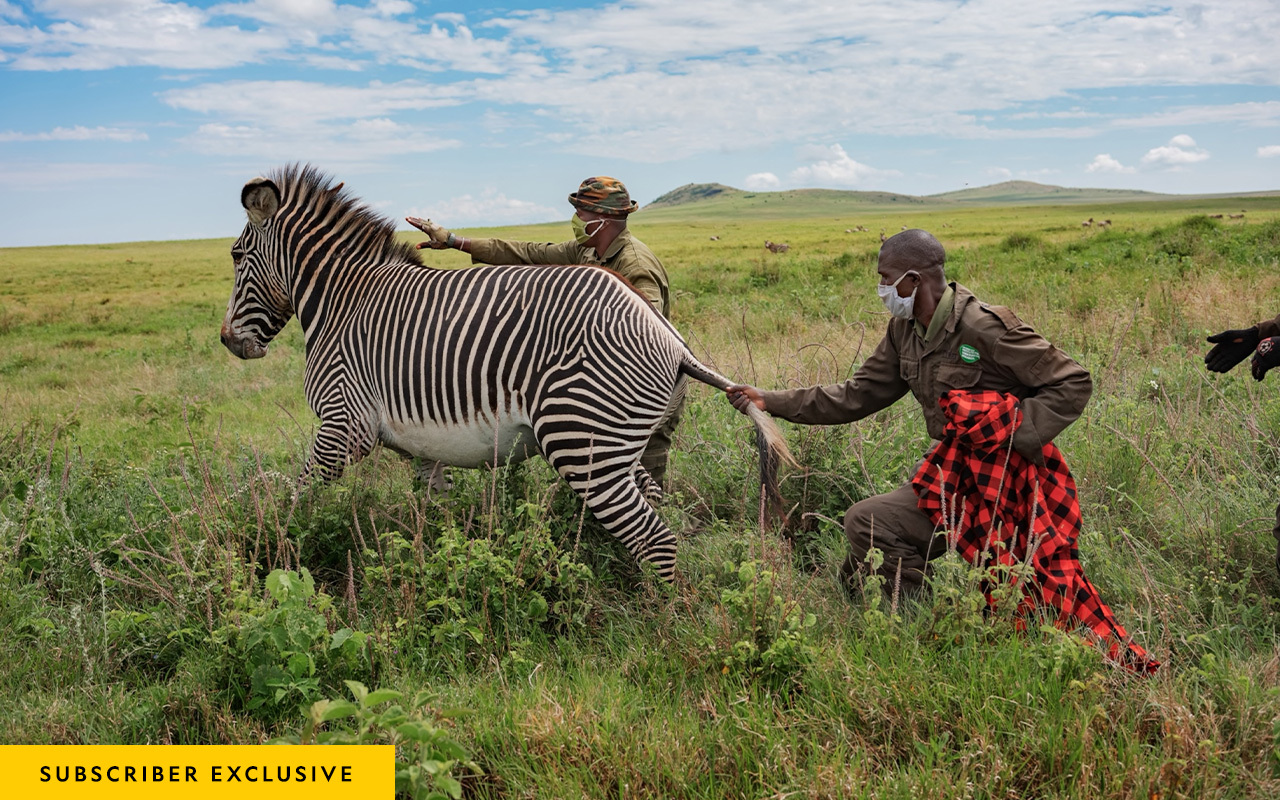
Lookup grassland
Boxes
[3,194,1280,798]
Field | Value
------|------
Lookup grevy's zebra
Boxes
[220,165,793,580]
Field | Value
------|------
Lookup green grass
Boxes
[3,201,1280,797]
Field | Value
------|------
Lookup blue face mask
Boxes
[877,273,917,320]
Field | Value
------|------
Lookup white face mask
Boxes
[877,273,917,320]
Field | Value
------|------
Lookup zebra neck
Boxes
[290,253,357,345]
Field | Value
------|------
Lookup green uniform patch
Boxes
[959,344,980,363]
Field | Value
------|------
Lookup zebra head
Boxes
[221,177,294,360]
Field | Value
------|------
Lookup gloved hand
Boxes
[1205,326,1260,373]
[1252,336,1280,381]
[406,217,451,249]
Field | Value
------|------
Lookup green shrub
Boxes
[272,680,480,800]
[361,498,594,667]
[1001,232,1042,251]
[708,559,816,692]
[214,568,370,713]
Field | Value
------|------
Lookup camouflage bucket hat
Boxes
[568,176,637,217]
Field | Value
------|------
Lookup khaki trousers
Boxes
[839,481,947,596]
[639,375,687,488]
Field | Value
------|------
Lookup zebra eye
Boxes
[231,250,244,265]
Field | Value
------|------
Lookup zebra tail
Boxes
[679,355,797,511]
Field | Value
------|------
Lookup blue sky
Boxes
[1,0,1279,247]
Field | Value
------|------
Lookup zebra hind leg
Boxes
[560,467,679,581]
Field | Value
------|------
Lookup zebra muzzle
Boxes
[221,326,267,359]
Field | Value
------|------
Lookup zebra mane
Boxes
[269,163,424,268]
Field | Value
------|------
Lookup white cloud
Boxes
[1113,101,1280,129]
[0,125,147,142]
[405,189,560,227]
[743,172,779,190]
[3,1,1280,170]
[1258,145,1280,158]
[6,0,289,70]
[212,0,341,27]
[162,79,464,164]
[987,167,1013,180]
[161,80,465,125]
[183,119,458,163]
[789,144,899,187]
[1,3,1276,152]
[1140,134,1210,168]
[1086,153,1135,174]
[0,160,159,188]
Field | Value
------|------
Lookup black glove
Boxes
[1205,326,1260,373]
[1252,336,1280,381]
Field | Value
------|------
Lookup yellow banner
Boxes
[1,745,394,799]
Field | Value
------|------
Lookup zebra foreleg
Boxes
[300,418,376,485]
[411,458,453,495]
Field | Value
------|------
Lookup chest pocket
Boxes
[934,362,982,391]
[899,357,920,384]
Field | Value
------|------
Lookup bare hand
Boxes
[725,384,766,414]
[406,217,451,249]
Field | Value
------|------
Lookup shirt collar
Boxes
[914,283,956,341]
[598,226,631,262]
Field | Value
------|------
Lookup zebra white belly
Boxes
[377,410,538,468]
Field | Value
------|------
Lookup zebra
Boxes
[220,165,793,581]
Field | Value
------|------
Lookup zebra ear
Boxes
[241,178,281,226]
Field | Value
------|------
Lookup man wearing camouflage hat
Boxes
[407,176,683,492]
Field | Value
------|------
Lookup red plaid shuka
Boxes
[912,390,1158,674]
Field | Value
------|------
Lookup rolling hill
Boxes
[639,180,1279,221]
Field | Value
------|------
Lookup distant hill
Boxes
[647,183,743,208]
[640,179,1278,221]
[641,183,927,221]
[928,180,1166,204]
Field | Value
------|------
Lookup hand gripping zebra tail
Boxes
[220,165,795,582]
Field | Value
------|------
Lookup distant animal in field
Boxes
[879,230,887,243]
[1210,214,1224,219]
[764,240,790,253]
[1082,218,1094,228]
[220,164,794,581]
[709,235,720,241]
[1229,213,1245,219]
[1099,219,1112,228]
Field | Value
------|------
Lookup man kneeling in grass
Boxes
[727,229,1156,672]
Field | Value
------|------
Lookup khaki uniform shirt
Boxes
[762,283,1092,463]
[468,229,670,317]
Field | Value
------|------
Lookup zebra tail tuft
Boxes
[678,350,795,514]
[745,402,796,514]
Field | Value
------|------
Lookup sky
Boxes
[1,0,1279,247]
